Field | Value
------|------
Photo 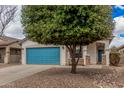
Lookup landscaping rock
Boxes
[1,66,124,88]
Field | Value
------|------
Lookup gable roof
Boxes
[19,38,27,44]
[0,36,20,46]
[118,45,124,50]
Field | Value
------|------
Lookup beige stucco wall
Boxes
[22,39,110,66]
[104,40,110,65]
[87,42,97,64]
[22,40,67,65]
[4,47,10,64]
[9,42,22,48]
[4,42,21,64]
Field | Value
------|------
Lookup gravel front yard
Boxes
[1,66,124,88]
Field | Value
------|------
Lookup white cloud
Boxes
[115,5,124,9]
[114,16,124,31]
[4,22,25,39]
[3,6,25,39]
[113,16,124,35]
[110,16,124,48]
[109,36,124,48]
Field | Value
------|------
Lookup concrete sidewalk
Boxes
[0,65,57,86]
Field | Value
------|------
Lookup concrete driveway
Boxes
[0,65,58,86]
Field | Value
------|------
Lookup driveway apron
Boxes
[0,65,56,86]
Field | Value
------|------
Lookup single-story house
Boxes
[0,36,22,64]
[118,45,124,64]
[22,36,113,66]
[118,45,124,54]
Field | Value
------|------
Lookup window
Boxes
[10,49,21,55]
[75,46,82,58]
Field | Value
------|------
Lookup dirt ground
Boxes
[1,65,124,88]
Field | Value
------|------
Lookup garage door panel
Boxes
[26,47,60,64]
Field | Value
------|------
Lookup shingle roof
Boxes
[118,45,124,50]
[19,38,27,44]
[0,36,20,46]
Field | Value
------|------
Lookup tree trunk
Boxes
[66,45,82,74]
[71,60,77,74]
[66,45,77,74]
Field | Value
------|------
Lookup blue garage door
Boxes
[26,47,60,64]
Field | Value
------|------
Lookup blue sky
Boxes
[110,5,124,47]
[112,5,124,18]
[112,5,124,36]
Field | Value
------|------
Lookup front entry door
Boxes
[98,49,103,64]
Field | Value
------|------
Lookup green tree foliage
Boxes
[21,5,113,74]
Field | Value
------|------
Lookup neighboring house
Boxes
[0,36,22,64]
[118,45,124,64]
[22,36,113,66]
[118,45,124,54]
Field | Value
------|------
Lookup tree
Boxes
[0,5,17,36]
[21,6,113,74]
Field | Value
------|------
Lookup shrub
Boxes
[110,52,120,66]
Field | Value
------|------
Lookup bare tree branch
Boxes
[0,5,17,36]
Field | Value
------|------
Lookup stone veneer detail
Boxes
[102,54,106,65]
[86,55,90,65]
[67,58,84,66]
